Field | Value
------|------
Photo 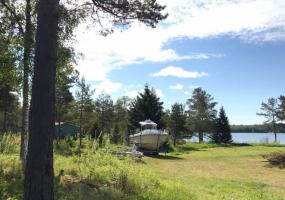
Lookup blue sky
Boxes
[75,0,285,125]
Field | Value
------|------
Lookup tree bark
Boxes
[273,116,277,143]
[79,89,83,148]
[273,121,277,143]
[24,0,59,199]
[198,132,203,143]
[20,0,32,164]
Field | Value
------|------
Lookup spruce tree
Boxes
[129,84,164,132]
[212,107,232,144]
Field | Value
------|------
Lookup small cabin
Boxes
[55,122,79,138]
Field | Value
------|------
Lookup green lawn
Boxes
[144,144,285,200]
[0,135,285,200]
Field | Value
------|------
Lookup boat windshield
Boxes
[142,124,156,130]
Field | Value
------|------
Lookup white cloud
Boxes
[93,79,123,96]
[75,0,285,81]
[123,87,164,98]
[184,91,191,96]
[169,84,184,90]
[188,85,200,89]
[124,89,140,99]
[152,66,208,78]
[155,89,164,98]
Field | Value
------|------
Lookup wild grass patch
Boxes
[0,133,20,154]
[263,151,285,168]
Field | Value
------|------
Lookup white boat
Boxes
[129,119,169,151]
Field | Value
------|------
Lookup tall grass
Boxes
[0,135,194,200]
[0,133,20,154]
[1,134,284,200]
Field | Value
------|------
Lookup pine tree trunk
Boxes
[198,132,203,143]
[24,0,59,199]
[273,117,277,143]
[79,90,83,148]
[273,122,277,143]
[20,0,32,164]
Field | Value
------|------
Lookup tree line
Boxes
[231,124,285,133]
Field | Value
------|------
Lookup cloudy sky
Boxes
[74,0,285,125]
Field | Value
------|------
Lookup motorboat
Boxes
[129,119,169,152]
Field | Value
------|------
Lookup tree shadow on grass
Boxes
[146,154,183,160]
[177,146,208,152]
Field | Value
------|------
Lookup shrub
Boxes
[263,152,285,168]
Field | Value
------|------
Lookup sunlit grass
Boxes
[0,134,285,199]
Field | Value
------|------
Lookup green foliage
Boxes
[278,95,285,121]
[75,77,95,133]
[186,87,217,142]
[113,96,131,144]
[0,41,21,133]
[95,93,114,134]
[210,107,232,144]
[168,103,187,146]
[257,98,279,133]
[55,46,78,124]
[111,123,121,144]
[129,84,164,131]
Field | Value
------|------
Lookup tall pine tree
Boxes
[129,84,164,132]
[186,87,217,143]
[257,98,279,142]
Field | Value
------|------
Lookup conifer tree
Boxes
[211,107,232,144]
[169,103,186,146]
[129,84,164,132]
[186,87,217,143]
[257,98,279,142]
[278,95,285,121]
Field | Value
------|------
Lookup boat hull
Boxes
[129,133,168,151]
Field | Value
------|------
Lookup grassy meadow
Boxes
[1,134,285,200]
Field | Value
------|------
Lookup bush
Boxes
[263,152,285,168]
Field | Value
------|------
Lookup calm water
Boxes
[188,133,285,144]
[232,132,285,144]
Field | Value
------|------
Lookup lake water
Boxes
[188,133,285,144]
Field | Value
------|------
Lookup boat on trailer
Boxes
[129,119,169,154]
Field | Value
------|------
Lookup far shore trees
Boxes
[257,97,279,142]
[186,87,217,143]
